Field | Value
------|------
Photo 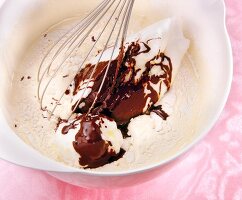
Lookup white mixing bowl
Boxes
[0,0,232,188]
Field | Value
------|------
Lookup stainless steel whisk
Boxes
[37,0,135,119]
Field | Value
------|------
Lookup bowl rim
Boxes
[0,0,233,176]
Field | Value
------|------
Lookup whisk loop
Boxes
[37,0,135,119]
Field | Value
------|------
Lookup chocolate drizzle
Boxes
[151,105,169,120]
[60,38,173,168]
[62,122,77,135]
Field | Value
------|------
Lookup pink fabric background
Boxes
[0,0,241,199]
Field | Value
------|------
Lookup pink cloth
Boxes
[0,0,241,199]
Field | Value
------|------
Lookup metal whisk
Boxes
[37,0,135,119]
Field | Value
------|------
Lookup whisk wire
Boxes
[37,1,111,100]
[87,0,135,114]
[72,0,129,116]
[38,0,135,118]
[37,0,109,82]
[38,0,118,108]
[50,0,125,116]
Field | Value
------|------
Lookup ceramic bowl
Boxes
[0,0,232,188]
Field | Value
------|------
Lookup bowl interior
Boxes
[0,0,232,174]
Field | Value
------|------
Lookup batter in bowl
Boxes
[9,14,199,171]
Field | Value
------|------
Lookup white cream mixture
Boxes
[9,17,199,171]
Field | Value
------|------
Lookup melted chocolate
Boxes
[60,38,172,168]
[66,114,125,168]
[72,59,120,113]
[117,123,130,138]
[72,40,172,125]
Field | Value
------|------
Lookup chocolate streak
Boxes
[151,105,169,120]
